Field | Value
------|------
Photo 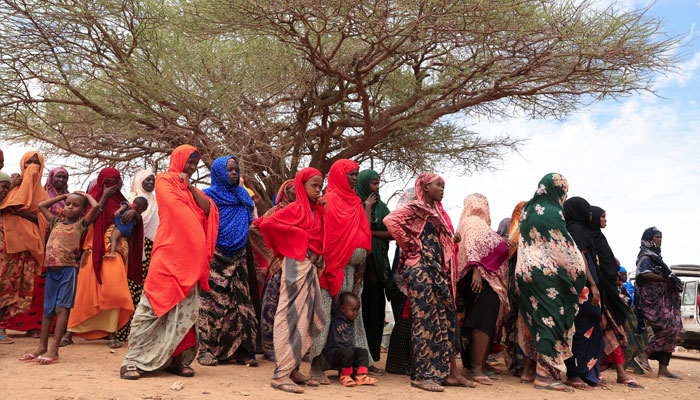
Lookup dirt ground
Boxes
[1,334,699,400]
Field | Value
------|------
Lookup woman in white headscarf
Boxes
[115,170,159,342]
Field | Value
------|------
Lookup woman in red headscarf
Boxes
[0,151,49,336]
[308,159,374,383]
[64,168,141,348]
[120,145,218,380]
[260,167,326,394]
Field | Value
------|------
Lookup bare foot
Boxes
[566,377,593,390]
[534,375,573,392]
[271,376,304,393]
[445,372,477,387]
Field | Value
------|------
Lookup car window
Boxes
[682,281,697,305]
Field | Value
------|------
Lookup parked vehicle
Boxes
[671,264,700,350]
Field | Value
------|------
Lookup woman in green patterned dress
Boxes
[515,173,587,392]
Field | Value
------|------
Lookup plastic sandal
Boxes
[355,374,377,385]
[340,375,356,387]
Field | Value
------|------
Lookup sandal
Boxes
[535,382,573,392]
[634,355,652,372]
[120,365,142,380]
[197,352,218,366]
[271,381,304,394]
[59,337,73,347]
[167,363,195,377]
[368,365,386,376]
[618,379,644,388]
[35,355,59,365]
[340,374,356,387]
[0,335,14,344]
[107,339,122,349]
[235,357,258,367]
[19,353,38,362]
[411,380,444,392]
[355,374,377,385]
[472,375,494,385]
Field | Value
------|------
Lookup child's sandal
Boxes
[355,374,377,385]
[340,375,356,387]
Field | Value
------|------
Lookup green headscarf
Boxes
[355,170,395,294]
[0,171,10,183]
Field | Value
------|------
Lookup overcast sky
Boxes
[2,0,698,272]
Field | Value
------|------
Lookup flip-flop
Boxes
[618,379,644,388]
[107,339,122,349]
[19,354,38,362]
[534,382,573,392]
[634,356,652,372]
[35,355,59,365]
[662,373,681,379]
[0,335,14,344]
[411,381,445,392]
[271,382,304,394]
[59,337,73,347]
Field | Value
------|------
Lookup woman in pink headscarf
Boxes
[44,167,70,216]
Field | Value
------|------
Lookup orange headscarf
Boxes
[0,151,49,267]
[508,201,526,258]
[143,145,219,317]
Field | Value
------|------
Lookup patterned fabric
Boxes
[272,257,325,378]
[122,285,199,371]
[0,248,39,324]
[260,269,281,359]
[198,249,257,361]
[503,201,526,375]
[45,217,88,268]
[115,237,153,342]
[455,193,509,331]
[622,297,647,373]
[127,170,159,256]
[45,167,69,216]
[515,173,587,378]
[403,221,456,381]
[203,156,254,256]
[310,249,373,364]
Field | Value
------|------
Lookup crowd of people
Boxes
[0,146,684,394]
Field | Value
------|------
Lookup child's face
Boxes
[226,158,239,185]
[63,194,86,219]
[369,177,380,193]
[304,175,323,203]
[340,296,360,321]
[0,181,10,201]
[133,199,148,214]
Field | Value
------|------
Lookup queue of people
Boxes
[0,147,684,394]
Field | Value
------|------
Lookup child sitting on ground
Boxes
[105,196,147,258]
[21,188,114,364]
[323,292,378,387]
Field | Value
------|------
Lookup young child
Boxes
[105,196,147,258]
[323,292,378,387]
[21,188,114,364]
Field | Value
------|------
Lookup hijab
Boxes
[588,205,627,325]
[563,196,594,253]
[507,201,526,258]
[0,171,9,183]
[0,151,50,266]
[636,226,683,292]
[203,156,254,256]
[128,170,159,244]
[519,173,575,250]
[456,193,509,278]
[44,167,69,215]
[143,144,220,317]
[88,168,143,284]
[260,167,325,260]
[396,188,416,208]
[321,159,372,296]
[496,218,511,239]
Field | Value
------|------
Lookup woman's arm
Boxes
[582,250,600,306]
[363,193,377,225]
[353,260,366,296]
[638,272,670,282]
[17,210,38,223]
[371,230,393,240]
[178,172,210,216]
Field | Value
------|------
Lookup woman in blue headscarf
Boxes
[197,156,258,366]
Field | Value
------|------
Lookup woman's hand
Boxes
[178,172,191,187]
[364,193,378,209]
[453,232,461,243]
[103,184,120,198]
[470,267,483,294]
[120,209,138,224]
[316,195,327,206]
[506,239,517,249]
[590,285,601,307]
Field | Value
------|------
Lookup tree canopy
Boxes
[0,0,678,206]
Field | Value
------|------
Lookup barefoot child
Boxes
[20,189,113,364]
[323,292,378,387]
[105,197,148,258]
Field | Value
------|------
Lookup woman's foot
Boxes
[658,365,681,379]
[465,368,493,385]
[197,351,218,366]
[566,377,593,391]
[411,379,444,392]
[35,349,60,365]
[355,374,377,385]
[26,329,41,338]
[120,365,142,380]
[445,372,477,387]
[339,374,356,387]
[271,377,304,394]
[167,353,195,377]
[534,374,573,392]
[520,358,536,382]
[290,370,318,386]
[309,356,331,384]
[107,339,122,349]
[368,365,385,376]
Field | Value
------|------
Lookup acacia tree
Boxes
[0,0,677,207]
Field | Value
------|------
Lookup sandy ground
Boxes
[1,334,699,400]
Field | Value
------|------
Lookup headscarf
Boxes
[563,196,594,253]
[203,156,254,256]
[320,159,371,296]
[88,168,143,284]
[588,205,627,325]
[355,170,394,293]
[260,167,325,260]
[496,218,511,239]
[0,171,9,183]
[619,266,626,273]
[636,226,683,292]
[396,188,416,208]
[0,151,50,267]
[507,201,526,258]
[44,167,69,215]
[143,144,220,317]
[128,170,159,247]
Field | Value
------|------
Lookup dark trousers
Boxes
[326,347,370,370]
[362,272,386,361]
